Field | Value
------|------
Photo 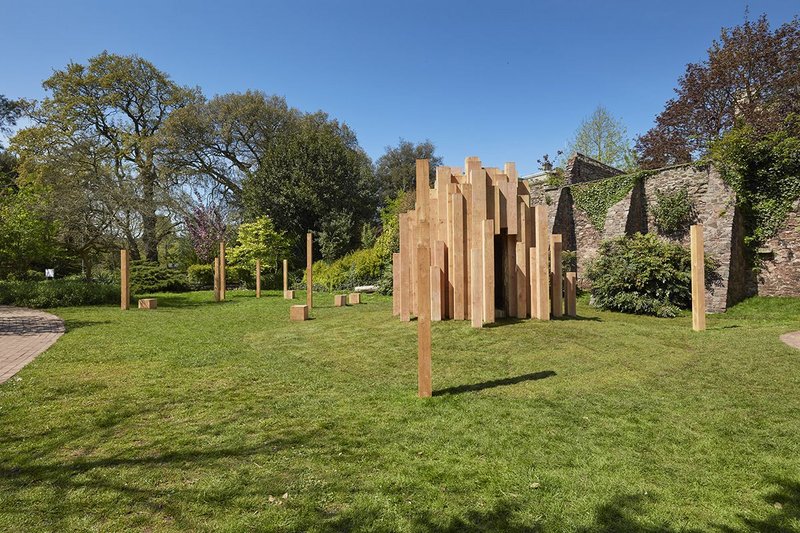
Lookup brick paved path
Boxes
[0,306,65,384]
[781,331,800,350]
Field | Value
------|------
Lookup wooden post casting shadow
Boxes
[120,249,130,310]
[690,224,706,331]
[255,259,261,298]
[416,159,432,398]
[219,241,226,301]
[306,232,313,311]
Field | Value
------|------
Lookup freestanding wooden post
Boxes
[219,241,226,301]
[392,252,401,316]
[282,259,288,298]
[550,234,563,318]
[306,232,313,310]
[534,205,550,320]
[120,249,130,310]
[690,224,706,331]
[416,159,432,398]
[255,259,261,298]
[565,271,577,317]
[213,256,220,302]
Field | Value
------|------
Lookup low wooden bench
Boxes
[138,298,157,310]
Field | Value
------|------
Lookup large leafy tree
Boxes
[0,95,22,145]
[375,139,442,197]
[637,15,800,168]
[12,52,199,261]
[158,91,300,203]
[564,105,633,169]
[242,112,378,262]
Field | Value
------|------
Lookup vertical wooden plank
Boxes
[436,167,449,245]
[534,205,550,320]
[219,241,226,301]
[515,241,528,318]
[504,162,518,181]
[505,234,517,318]
[213,256,220,302]
[550,234,563,318]
[416,159,432,398]
[120,249,129,310]
[392,252,401,316]
[690,224,706,331]
[529,247,536,319]
[283,259,288,294]
[462,183,472,320]
[504,182,518,235]
[400,213,412,322]
[452,193,466,320]
[482,219,495,324]
[470,247,482,328]
[446,184,455,319]
[565,271,577,317]
[306,232,313,310]
[255,259,262,298]
[430,266,442,322]
[410,213,417,317]
[433,240,447,320]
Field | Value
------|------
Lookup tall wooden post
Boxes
[482,219,495,324]
[255,259,261,298]
[550,234,563,318]
[452,193,466,320]
[416,159,432,398]
[392,252,401,316]
[120,249,130,310]
[219,241,226,301]
[306,232,313,310]
[534,205,550,320]
[283,259,288,297]
[214,256,220,302]
[565,271,577,317]
[690,224,706,331]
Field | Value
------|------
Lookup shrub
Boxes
[651,187,694,236]
[187,264,214,289]
[0,280,118,308]
[587,233,715,318]
[311,247,383,292]
[130,261,190,294]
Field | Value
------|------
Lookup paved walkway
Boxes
[781,331,800,350]
[0,306,65,384]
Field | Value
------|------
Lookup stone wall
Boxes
[756,199,800,296]
[564,152,624,184]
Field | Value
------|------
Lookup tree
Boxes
[158,91,300,204]
[637,15,800,168]
[12,52,199,261]
[226,216,289,274]
[565,106,632,169]
[0,184,59,278]
[375,139,442,197]
[184,198,228,263]
[242,112,378,262]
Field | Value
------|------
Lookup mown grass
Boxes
[1,291,799,531]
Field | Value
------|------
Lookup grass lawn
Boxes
[1,291,800,532]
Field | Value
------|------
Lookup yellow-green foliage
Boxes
[312,247,383,291]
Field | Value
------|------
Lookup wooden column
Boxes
[529,248,536,319]
[392,252,401,316]
[416,159,432,398]
[515,241,528,319]
[550,234,563,318]
[482,219,495,324]
[432,240,447,321]
[306,232,313,310]
[219,241,226,301]
[534,205,550,320]
[120,249,130,310]
[565,271,577,317]
[505,234,517,318]
[470,247,482,328]
[283,259,288,296]
[400,213,412,322]
[255,259,262,298]
[690,224,706,331]
[452,193,466,320]
[214,256,220,302]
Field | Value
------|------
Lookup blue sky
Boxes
[1,0,797,175]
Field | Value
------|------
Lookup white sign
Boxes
[45,269,55,279]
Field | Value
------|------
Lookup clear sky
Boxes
[1,0,797,175]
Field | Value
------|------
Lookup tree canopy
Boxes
[564,106,633,169]
[374,139,442,198]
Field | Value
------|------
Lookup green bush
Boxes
[311,247,383,292]
[651,187,693,236]
[0,280,118,308]
[187,264,214,289]
[587,233,715,318]
[130,261,190,294]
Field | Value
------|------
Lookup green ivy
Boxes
[570,170,654,230]
[651,187,694,237]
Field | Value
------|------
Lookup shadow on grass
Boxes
[717,476,800,533]
[63,319,111,332]
[136,293,231,308]
[433,371,556,396]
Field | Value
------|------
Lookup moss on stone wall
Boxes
[570,170,656,230]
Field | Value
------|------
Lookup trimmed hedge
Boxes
[0,280,118,308]
[130,261,190,294]
[187,264,214,289]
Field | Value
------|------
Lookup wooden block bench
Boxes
[138,298,157,310]
[290,304,308,321]
[334,295,347,307]
[284,290,295,300]
[348,293,361,305]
